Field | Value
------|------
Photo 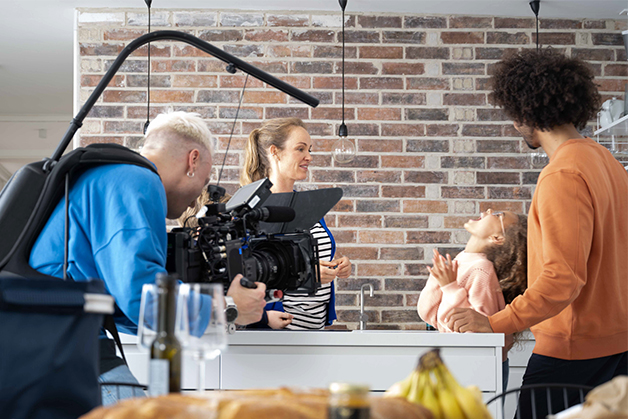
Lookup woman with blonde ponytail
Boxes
[242,118,351,330]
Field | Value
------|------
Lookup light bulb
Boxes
[529,150,548,169]
[332,137,356,163]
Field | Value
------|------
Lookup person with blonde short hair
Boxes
[30,111,266,405]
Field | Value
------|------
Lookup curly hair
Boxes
[485,214,528,305]
[490,49,601,131]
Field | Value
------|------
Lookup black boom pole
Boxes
[50,30,320,165]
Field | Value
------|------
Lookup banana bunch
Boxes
[384,349,493,419]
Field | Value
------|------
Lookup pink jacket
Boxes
[417,251,505,333]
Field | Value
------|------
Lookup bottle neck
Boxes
[157,282,177,336]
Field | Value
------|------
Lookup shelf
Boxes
[595,114,628,136]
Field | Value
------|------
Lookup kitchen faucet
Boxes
[359,283,374,330]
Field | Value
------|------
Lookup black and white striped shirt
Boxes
[282,222,333,330]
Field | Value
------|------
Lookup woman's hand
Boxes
[319,256,351,284]
[267,310,293,329]
[427,249,458,287]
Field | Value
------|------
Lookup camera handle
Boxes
[240,276,283,303]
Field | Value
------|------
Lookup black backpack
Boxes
[0,143,157,419]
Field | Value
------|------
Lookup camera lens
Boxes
[250,241,295,289]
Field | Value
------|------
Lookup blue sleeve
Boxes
[318,217,337,325]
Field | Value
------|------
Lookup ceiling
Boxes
[0,0,626,119]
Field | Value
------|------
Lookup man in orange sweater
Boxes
[447,49,628,416]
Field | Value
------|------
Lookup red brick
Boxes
[245,29,289,42]
[462,124,502,137]
[130,44,171,58]
[198,29,243,42]
[291,29,335,43]
[197,60,229,72]
[80,43,124,56]
[359,46,403,59]
[407,108,449,121]
[152,60,196,73]
[267,15,309,27]
[407,231,451,244]
[357,170,402,183]
[311,107,355,120]
[313,76,358,90]
[338,215,382,228]
[250,61,289,74]
[592,33,624,46]
[475,47,518,60]
[405,16,447,29]
[597,79,628,92]
[441,32,484,44]
[356,200,400,212]
[382,31,426,44]
[449,16,493,28]
[358,16,402,28]
[103,90,146,103]
[382,93,426,105]
[604,64,628,77]
[81,75,125,88]
[104,29,146,40]
[345,123,379,137]
[360,77,404,90]
[540,19,582,29]
[479,202,525,213]
[344,30,380,43]
[403,200,448,213]
[405,171,448,184]
[173,45,212,58]
[381,156,425,169]
[572,49,615,61]
[443,62,485,75]
[338,247,379,261]
[380,247,423,261]
[312,170,355,183]
[273,75,311,89]
[487,156,529,170]
[242,91,287,104]
[81,136,124,146]
[313,45,358,59]
[340,61,379,75]
[332,200,355,212]
[441,186,485,199]
[291,61,333,74]
[358,108,401,121]
[426,124,459,137]
[406,47,450,59]
[103,121,142,134]
[407,140,449,153]
[487,32,530,45]
[359,231,404,244]
[359,139,403,153]
[488,186,532,200]
[584,20,607,29]
[494,18,534,28]
[407,78,450,90]
[533,32,576,45]
[265,107,309,119]
[443,93,486,106]
[382,124,425,137]
[382,62,425,75]
[444,216,471,229]
[172,75,217,88]
[406,294,421,306]
[343,92,379,105]
[477,171,521,185]
[384,216,429,228]
[127,106,170,119]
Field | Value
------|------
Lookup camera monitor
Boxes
[258,187,343,234]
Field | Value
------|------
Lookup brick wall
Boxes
[77,9,627,330]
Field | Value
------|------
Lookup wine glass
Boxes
[178,283,228,393]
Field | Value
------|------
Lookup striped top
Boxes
[282,222,334,330]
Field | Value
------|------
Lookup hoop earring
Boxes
[187,171,195,178]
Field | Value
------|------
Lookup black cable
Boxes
[536,15,539,51]
[144,5,151,134]
[341,6,345,127]
[217,73,249,186]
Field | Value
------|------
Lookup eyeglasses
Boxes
[492,211,506,236]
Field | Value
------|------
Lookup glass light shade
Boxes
[332,137,356,163]
[529,150,549,169]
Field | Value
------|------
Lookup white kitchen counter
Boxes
[120,329,504,400]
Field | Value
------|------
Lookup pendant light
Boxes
[143,0,153,134]
[331,0,356,164]
[528,0,548,169]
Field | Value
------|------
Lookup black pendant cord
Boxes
[530,0,541,52]
[217,74,249,187]
[144,4,152,134]
[338,0,348,137]
[535,14,539,51]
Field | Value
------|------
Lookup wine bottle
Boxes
[149,273,182,395]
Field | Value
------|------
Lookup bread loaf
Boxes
[80,388,433,419]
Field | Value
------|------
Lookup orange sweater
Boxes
[490,138,628,360]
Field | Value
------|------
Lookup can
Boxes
[328,382,370,419]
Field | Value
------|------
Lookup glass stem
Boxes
[198,358,206,393]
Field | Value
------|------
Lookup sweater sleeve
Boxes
[440,266,504,319]
[490,171,593,335]
[417,274,442,328]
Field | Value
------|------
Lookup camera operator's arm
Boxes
[227,274,267,325]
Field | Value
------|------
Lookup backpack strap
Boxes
[103,313,128,365]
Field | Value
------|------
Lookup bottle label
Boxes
[149,359,169,396]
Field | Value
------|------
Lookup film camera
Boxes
[166,178,342,297]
